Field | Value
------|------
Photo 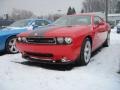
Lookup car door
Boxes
[92,16,107,50]
[96,16,108,45]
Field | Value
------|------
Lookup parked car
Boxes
[0,19,15,27]
[16,14,111,66]
[116,22,120,33]
[0,19,51,54]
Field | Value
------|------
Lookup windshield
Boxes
[9,19,30,27]
[53,15,91,26]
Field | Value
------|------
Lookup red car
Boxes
[16,14,111,65]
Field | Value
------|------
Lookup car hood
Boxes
[0,27,26,31]
[22,25,91,37]
[0,27,27,35]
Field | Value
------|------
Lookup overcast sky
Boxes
[0,0,83,16]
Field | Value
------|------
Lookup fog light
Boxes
[53,61,56,63]
[61,57,68,62]
[18,37,22,41]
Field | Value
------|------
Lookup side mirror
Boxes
[99,22,104,25]
[32,24,39,29]
[94,21,100,25]
[94,21,104,26]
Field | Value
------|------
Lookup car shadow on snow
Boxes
[19,61,75,71]
[0,51,6,56]
[90,46,104,62]
[13,46,105,71]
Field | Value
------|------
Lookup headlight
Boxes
[65,37,72,44]
[57,37,64,44]
[17,37,27,42]
[21,37,27,42]
[18,37,22,41]
[56,37,72,44]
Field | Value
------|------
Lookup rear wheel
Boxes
[103,33,110,47]
[76,38,92,66]
[6,36,19,54]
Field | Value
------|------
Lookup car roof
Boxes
[66,13,94,17]
[65,13,105,20]
[66,12,105,17]
[21,18,50,21]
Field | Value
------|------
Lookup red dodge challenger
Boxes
[16,14,111,65]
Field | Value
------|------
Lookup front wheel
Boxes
[76,38,92,66]
[6,36,19,54]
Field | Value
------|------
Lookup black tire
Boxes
[117,31,120,33]
[6,36,19,54]
[76,38,92,66]
[103,33,110,47]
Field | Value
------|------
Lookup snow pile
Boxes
[0,29,120,90]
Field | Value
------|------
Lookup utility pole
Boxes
[105,0,108,22]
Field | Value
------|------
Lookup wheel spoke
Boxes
[9,41,13,46]
[10,46,14,51]
[85,47,89,52]
[13,46,18,52]
[8,38,18,53]
[13,39,16,44]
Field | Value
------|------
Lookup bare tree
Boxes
[82,0,105,12]
[109,0,119,13]
[10,8,36,20]
[37,14,63,21]
[0,16,3,19]
[82,0,119,14]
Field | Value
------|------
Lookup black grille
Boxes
[26,37,56,44]
[25,52,53,58]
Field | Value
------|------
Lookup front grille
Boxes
[25,52,53,58]
[26,37,56,44]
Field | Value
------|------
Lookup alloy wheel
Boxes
[84,40,91,63]
[8,38,19,53]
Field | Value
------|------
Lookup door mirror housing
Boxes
[94,21,100,25]
[95,21,104,26]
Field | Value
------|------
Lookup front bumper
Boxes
[22,54,75,65]
[16,42,80,63]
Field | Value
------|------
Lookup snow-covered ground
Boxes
[0,29,120,90]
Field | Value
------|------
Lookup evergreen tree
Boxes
[67,6,76,15]
[67,6,72,15]
[72,8,76,14]
[81,9,84,13]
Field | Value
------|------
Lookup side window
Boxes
[94,16,103,25]
[44,20,50,25]
[35,20,46,26]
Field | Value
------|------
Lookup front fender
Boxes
[0,29,27,51]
